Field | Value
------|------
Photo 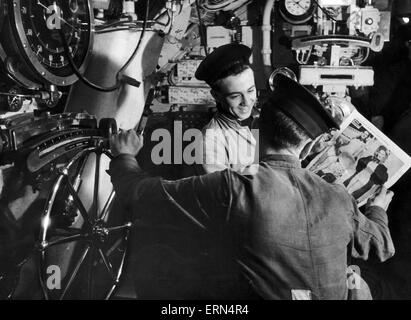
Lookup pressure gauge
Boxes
[279,0,316,24]
[0,0,93,89]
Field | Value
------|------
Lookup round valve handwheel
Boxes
[37,143,131,300]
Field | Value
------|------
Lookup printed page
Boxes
[306,110,411,207]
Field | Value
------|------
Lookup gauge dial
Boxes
[285,0,312,16]
[280,0,316,24]
[6,0,93,86]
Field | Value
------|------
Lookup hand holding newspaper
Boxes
[306,110,411,207]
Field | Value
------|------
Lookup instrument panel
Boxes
[0,0,93,89]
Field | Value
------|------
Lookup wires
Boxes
[312,0,339,23]
[59,31,120,92]
[203,0,242,12]
[351,47,370,65]
[166,8,175,35]
[153,9,172,27]
[117,0,150,78]
[95,24,141,34]
[59,0,150,92]
[195,0,209,56]
[94,16,134,31]
[295,47,312,64]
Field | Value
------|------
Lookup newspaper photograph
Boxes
[306,110,411,207]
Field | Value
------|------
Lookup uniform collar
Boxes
[259,154,301,168]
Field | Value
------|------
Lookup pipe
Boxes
[262,0,275,73]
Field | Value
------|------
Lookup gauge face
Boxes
[10,0,93,85]
[280,0,315,24]
[285,0,312,16]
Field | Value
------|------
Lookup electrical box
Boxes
[166,86,214,105]
[299,65,374,90]
[173,60,207,85]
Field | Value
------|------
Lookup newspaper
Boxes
[306,110,411,207]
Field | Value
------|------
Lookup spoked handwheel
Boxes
[37,143,131,300]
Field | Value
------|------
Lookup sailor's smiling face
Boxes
[212,67,257,121]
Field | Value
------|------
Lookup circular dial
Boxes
[9,0,93,86]
[285,0,312,16]
[280,0,316,24]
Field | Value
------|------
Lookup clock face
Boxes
[9,0,93,85]
[285,0,313,16]
[20,1,83,69]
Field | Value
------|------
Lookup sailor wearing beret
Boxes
[195,43,258,173]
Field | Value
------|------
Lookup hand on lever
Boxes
[110,129,144,157]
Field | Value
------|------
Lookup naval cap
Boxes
[262,74,339,139]
[195,43,252,85]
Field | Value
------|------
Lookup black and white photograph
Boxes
[2,0,411,307]
[307,110,411,206]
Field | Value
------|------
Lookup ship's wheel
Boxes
[37,120,131,300]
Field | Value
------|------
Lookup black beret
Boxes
[264,74,339,139]
[195,43,252,85]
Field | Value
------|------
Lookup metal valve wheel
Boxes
[37,120,131,300]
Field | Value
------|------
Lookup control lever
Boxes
[135,87,155,135]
